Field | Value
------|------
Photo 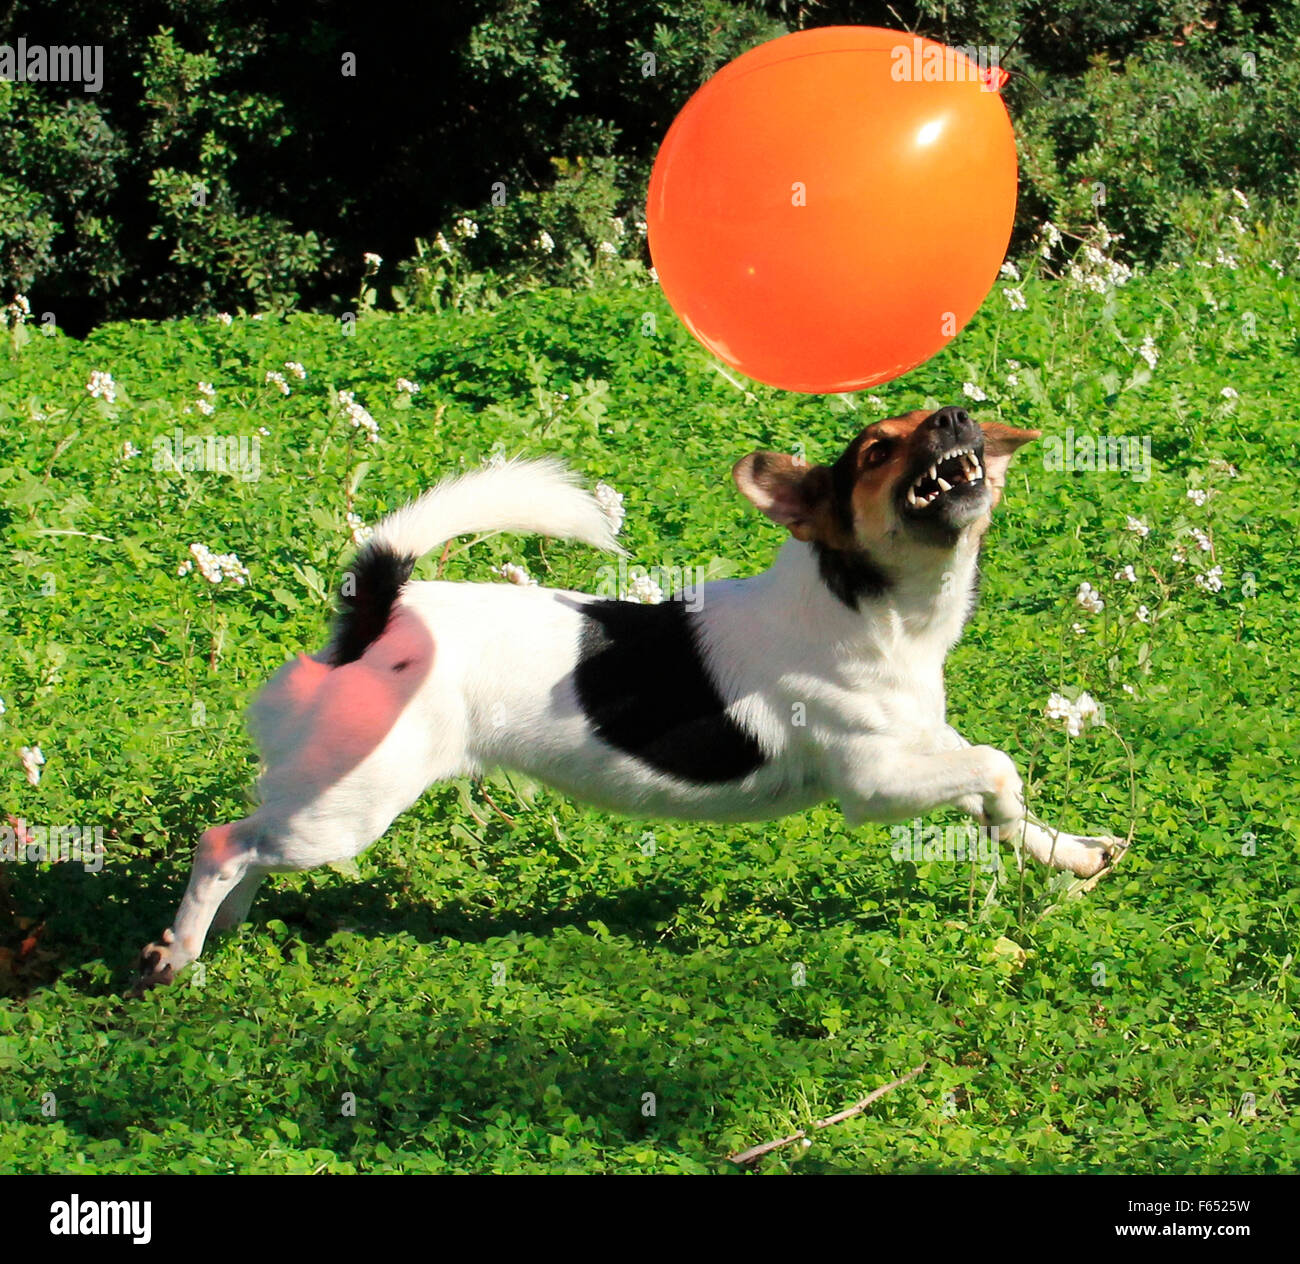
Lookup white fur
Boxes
[367,456,623,561]
[136,457,1120,988]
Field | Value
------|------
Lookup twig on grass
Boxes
[726,1061,928,1166]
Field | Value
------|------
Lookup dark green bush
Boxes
[0,0,1297,323]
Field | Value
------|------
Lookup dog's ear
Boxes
[733,452,830,541]
[980,423,1041,507]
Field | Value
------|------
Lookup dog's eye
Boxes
[862,440,893,468]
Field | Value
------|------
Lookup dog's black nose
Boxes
[927,406,971,436]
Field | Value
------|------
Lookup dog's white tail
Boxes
[369,457,623,562]
[331,458,622,664]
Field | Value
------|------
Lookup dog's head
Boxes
[734,407,1039,590]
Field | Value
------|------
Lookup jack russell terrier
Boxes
[135,405,1122,990]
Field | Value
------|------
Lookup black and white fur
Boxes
[136,407,1121,990]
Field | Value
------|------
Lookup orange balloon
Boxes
[647,26,1018,393]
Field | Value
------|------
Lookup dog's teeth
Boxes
[937,477,952,492]
[928,464,937,480]
[907,487,918,506]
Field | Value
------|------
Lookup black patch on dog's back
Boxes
[575,599,766,783]
[331,544,415,665]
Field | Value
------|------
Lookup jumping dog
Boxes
[135,406,1121,989]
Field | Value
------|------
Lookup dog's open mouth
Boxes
[904,445,984,510]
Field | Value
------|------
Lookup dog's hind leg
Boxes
[211,867,267,933]
[133,819,262,992]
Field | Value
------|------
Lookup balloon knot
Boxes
[982,65,1010,92]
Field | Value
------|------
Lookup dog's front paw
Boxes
[131,929,178,995]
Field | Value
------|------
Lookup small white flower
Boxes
[1002,287,1027,311]
[20,744,45,786]
[962,382,987,402]
[453,217,479,240]
[1138,335,1158,370]
[1232,187,1250,209]
[284,362,307,381]
[1135,605,1151,623]
[1122,683,1135,695]
[648,266,659,284]
[0,696,5,715]
[1228,215,1246,237]
[122,440,141,459]
[434,232,452,255]
[494,562,536,587]
[634,220,648,237]
[867,395,885,409]
[363,252,383,270]
[610,216,626,239]
[395,378,421,395]
[216,312,233,326]
[196,399,215,416]
[626,573,664,605]
[345,512,373,546]
[1215,247,1238,270]
[1005,372,1020,388]
[1045,692,1102,738]
[265,371,290,396]
[1186,488,1210,506]
[999,261,1021,281]
[535,231,555,254]
[4,293,31,325]
[594,481,625,534]
[337,390,378,442]
[1220,386,1238,400]
[257,426,270,437]
[1071,621,1086,635]
[1190,527,1212,553]
[598,241,617,256]
[87,370,117,403]
[1125,515,1149,538]
[1038,221,1062,254]
[184,542,249,586]
[1045,692,1072,721]
[1115,565,1138,583]
[1075,692,1101,722]
[1076,582,1104,614]
[1172,546,1187,564]
[197,381,216,398]
[1195,565,1224,593]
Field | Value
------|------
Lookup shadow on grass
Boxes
[1,849,698,1000]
